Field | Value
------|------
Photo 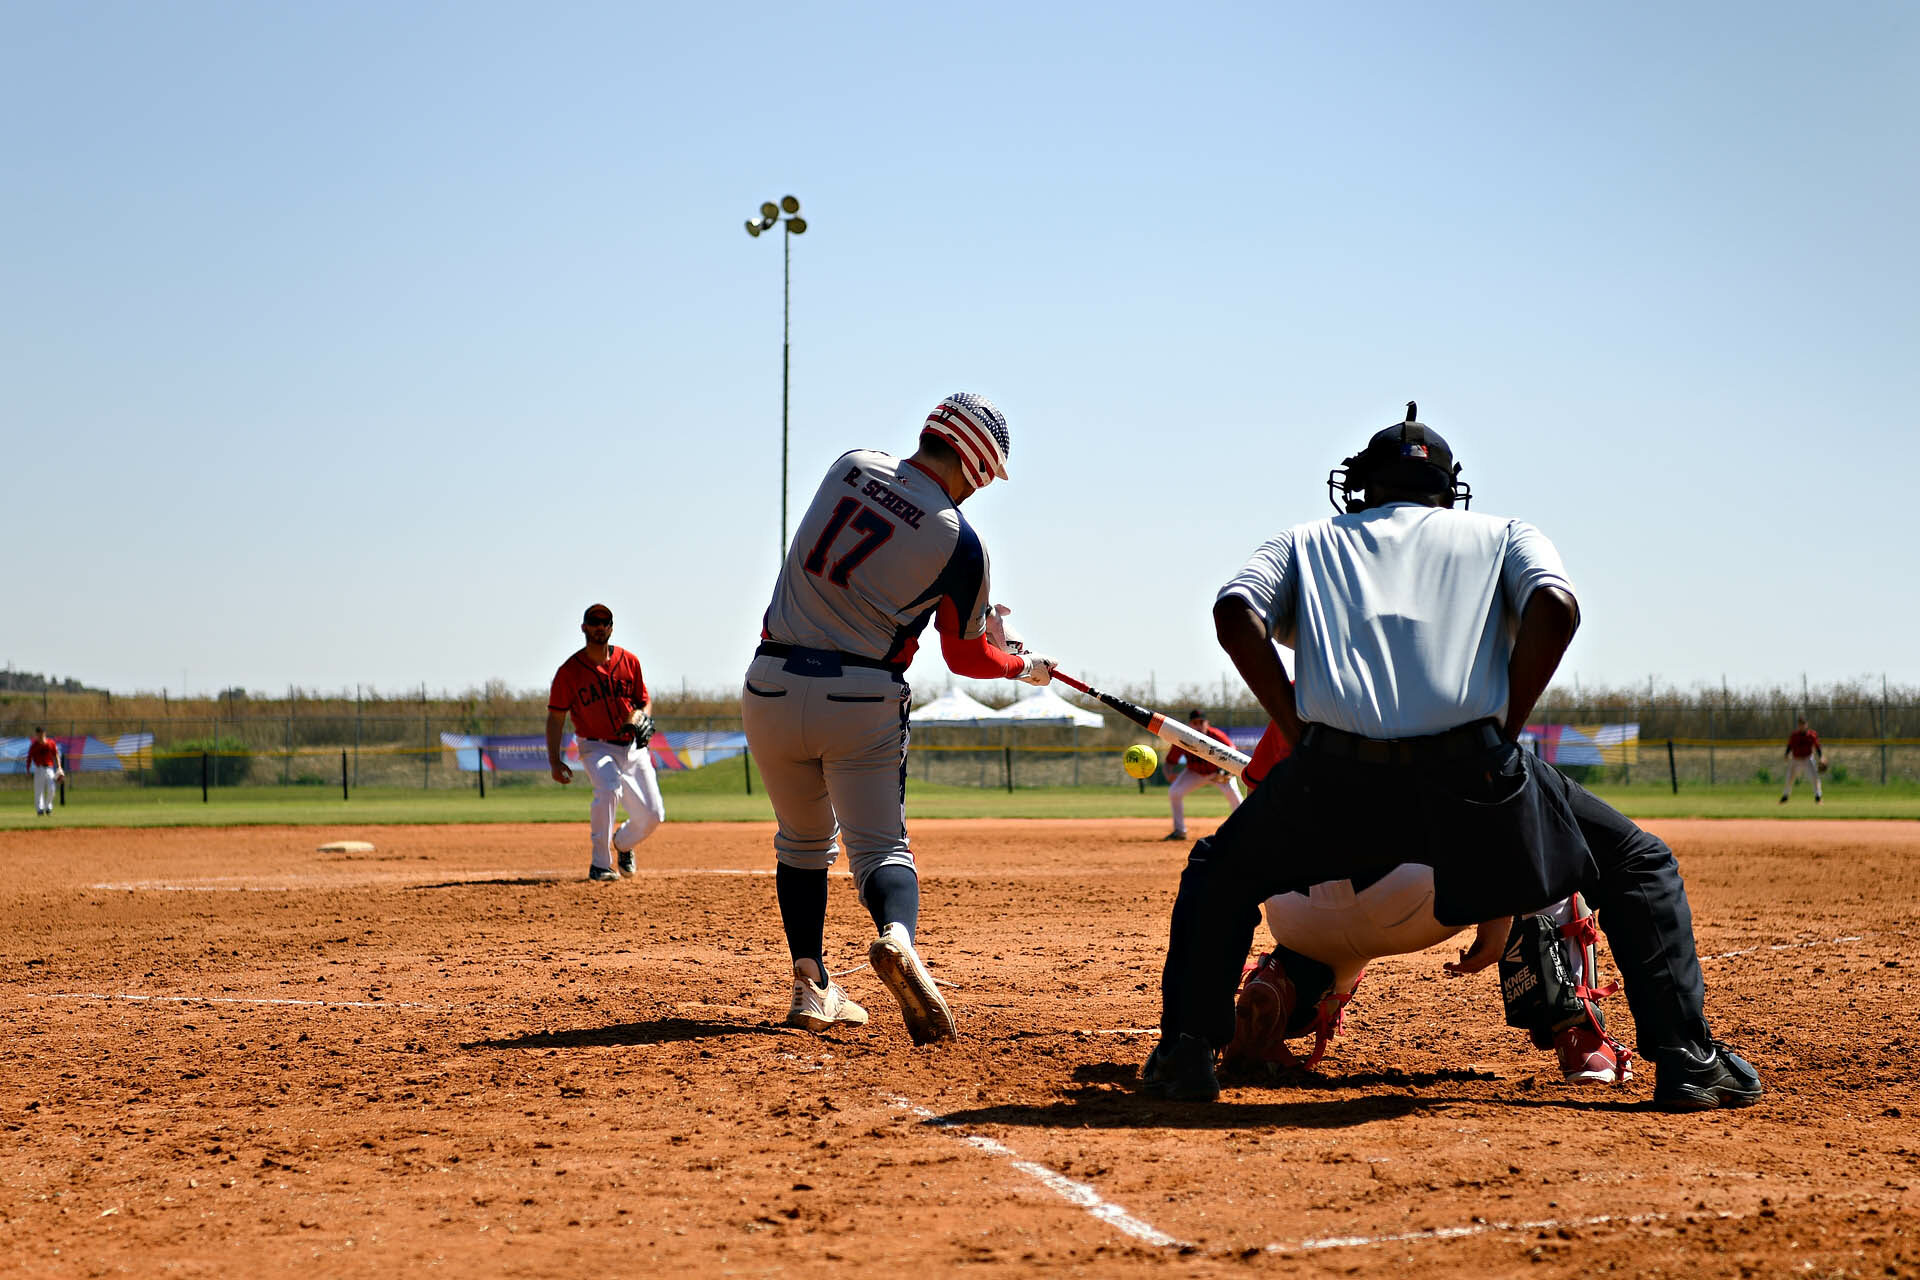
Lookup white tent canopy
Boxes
[995,685,1105,728]
[908,687,1005,727]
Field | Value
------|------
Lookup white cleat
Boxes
[869,922,956,1045]
[786,961,868,1032]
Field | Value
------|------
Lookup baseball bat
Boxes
[1052,670,1250,777]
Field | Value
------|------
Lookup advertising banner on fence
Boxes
[1521,723,1640,766]
[1196,722,1640,767]
[0,733,154,774]
[438,733,689,773]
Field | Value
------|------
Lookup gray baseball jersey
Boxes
[1217,502,1576,738]
[761,450,994,663]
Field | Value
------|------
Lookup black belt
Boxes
[755,641,906,678]
[1298,718,1504,765]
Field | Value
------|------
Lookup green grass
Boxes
[4,774,1918,830]
[1581,781,1920,820]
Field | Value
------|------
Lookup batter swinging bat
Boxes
[1052,670,1251,777]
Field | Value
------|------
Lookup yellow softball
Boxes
[1122,743,1159,780]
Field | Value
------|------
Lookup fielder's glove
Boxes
[1014,653,1057,686]
[613,714,655,749]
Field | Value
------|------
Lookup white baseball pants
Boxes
[1782,755,1821,799]
[576,738,665,869]
[1262,867,1588,999]
[1167,766,1242,836]
[739,654,913,896]
[32,766,58,814]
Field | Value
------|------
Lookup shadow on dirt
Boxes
[408,877,568,890]
[466,1017,787,1050]
[1071,1060,1499,1090]
[935,1088,1438,1130]
[935,1079,1647,1129]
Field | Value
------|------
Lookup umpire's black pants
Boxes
[1158,737,1715,1065]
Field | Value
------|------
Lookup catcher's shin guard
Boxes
[1501,894,1631,1082]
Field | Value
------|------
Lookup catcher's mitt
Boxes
[612,714,655,749]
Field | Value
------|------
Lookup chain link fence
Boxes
[5,699,1917,794]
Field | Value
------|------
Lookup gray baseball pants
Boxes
[740,654,914,896]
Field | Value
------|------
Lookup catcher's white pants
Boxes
[31,766,58,813]
[1782,755,1821,799]
[576,739,665,869]
[1262,868,1588,999]
[1167,767,1242,836]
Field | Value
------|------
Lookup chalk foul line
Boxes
[1702,935,1861,963]
[1274,1210,1670,1252]
[886,1095,1184,1249]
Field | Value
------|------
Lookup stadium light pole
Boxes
[744,195,808,564]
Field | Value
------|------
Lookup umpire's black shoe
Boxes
[1653,1041,1763,1111]
[1141,1034,1220,1102]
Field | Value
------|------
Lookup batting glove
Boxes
[1014,653,1057,686]
[984,603,1027,656]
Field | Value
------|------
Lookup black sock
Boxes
[862,864,920,939]
[775,863,828,978]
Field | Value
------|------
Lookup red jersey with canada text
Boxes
[27,739,60,768]
[1786,728,1820,759]
[549,647,649,742]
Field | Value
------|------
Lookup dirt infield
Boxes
[2,819,1915,1277]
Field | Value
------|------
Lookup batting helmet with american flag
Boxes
[922,392,1011,485]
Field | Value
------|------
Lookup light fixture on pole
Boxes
[743,194,808,563]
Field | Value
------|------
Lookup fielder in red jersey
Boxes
[546,604,666,879]
[26,728,63,816]
[1161,710,1244,840]
[1780,717,1823,804]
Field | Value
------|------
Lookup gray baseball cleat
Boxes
[587,864,621,882]
[616,847,637,877]
[785,961,868,1032]
[869,923,956,1045]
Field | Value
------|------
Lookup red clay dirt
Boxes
[1,818,1915,1278]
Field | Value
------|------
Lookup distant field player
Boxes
[546,604,666,881]
[1161,708,1242,841]
[27,728,63,816]
[1780,716,1823,804]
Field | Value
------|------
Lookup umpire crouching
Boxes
[1145,404,1761,1111]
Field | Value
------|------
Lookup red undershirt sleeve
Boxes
[935,596,1024,679]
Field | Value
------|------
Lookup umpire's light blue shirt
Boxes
[1217,502,1577,740]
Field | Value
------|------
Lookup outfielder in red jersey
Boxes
[545,604,666,880]
[1160,710,1244,840]
[26,727,64,816]
[1780,716,1823,804]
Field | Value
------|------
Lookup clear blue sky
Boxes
[5,2,1914,702]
